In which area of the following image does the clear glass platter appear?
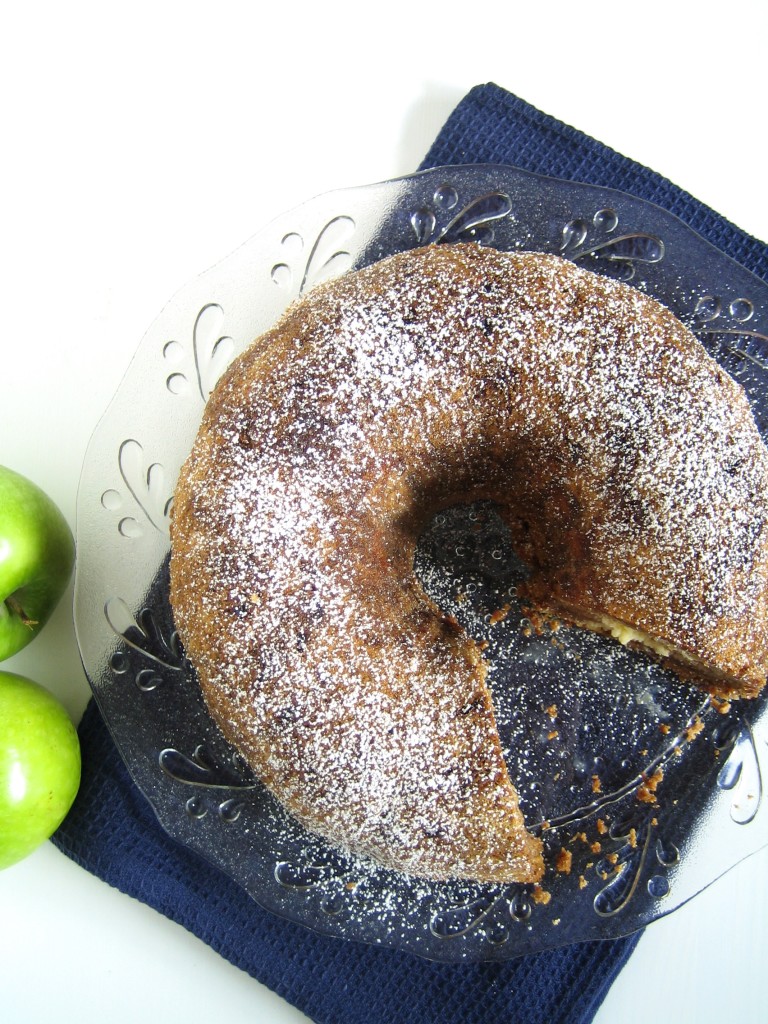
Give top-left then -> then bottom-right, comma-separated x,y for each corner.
74,164 -> 768,962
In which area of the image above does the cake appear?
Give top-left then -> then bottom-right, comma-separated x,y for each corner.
169,243 -> 768,883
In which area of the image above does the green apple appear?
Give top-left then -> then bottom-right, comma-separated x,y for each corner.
0,670 -> 81,869
0,465 -> 75,661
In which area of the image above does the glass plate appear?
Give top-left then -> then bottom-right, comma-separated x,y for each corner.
75,164 -> 768,962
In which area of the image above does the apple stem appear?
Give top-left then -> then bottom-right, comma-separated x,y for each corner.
4,596 -> 39,629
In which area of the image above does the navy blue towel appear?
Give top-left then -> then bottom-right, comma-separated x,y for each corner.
53,83 -> 767,1024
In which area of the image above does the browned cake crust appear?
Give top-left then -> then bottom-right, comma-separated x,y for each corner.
169,243 -> 768,883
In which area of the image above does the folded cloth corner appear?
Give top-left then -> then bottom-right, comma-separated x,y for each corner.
420,82 -> 767,281
53,81 -> 767,1024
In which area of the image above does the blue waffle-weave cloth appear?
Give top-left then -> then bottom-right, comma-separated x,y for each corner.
53,82 -> 768,1024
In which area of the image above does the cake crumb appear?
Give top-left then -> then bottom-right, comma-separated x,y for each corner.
555,848 -> 573,874
532,884 -> 551,905
489,604 -> 511,625
710,696 -> 732,715
685,716 -> 705,742
637,767 -> 664,804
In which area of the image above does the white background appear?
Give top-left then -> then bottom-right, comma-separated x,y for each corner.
2,2 -> 767,1021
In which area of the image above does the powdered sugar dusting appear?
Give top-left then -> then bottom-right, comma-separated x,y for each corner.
169,243 -> 768,883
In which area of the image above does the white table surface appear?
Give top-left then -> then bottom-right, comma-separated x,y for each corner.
2,2 -> 767,1021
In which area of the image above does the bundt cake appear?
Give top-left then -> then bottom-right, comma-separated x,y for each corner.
169,243 -> 768,883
